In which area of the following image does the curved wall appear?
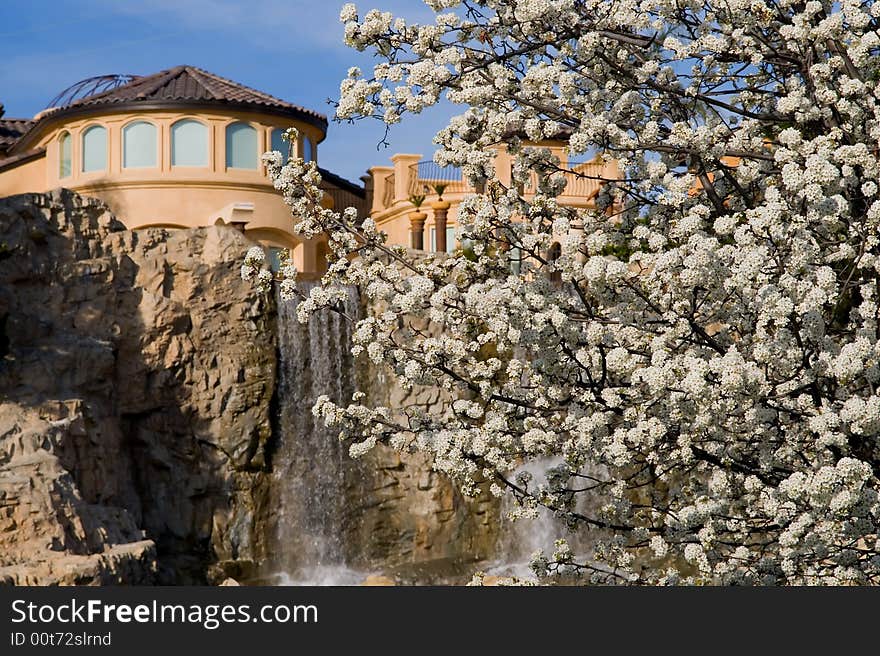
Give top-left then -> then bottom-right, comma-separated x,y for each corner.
3,107 -> 326,256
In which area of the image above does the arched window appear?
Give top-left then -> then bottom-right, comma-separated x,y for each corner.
302,134 -> 314,162
171,119 -> 208,167
225,122 -> 257,169
81,125 -> 107,173
548,242 -> 562,284
271,128 -> 291,163
123,121 -> 157,168
58,132 -> 71,178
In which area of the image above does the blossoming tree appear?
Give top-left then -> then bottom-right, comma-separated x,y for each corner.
244,0 -> 880,584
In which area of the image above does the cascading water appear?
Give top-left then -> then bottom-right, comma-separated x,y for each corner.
263,281 -> 602,585
266,282 -> 366,585
487,458 -> 569,579
488,458 -> 611,582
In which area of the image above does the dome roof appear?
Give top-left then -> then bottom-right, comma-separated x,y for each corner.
6,66 -> 327,155
52,66 -> 324,126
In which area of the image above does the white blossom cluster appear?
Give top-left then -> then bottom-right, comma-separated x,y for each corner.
248,0 -> 880,585
241,246 -> 274,294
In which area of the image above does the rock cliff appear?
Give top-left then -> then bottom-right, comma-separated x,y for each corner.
0,190 -> 275,584
0,190 -> 500,586
350,373 -> 500,574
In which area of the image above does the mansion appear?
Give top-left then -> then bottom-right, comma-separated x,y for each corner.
0,66 -> 614,275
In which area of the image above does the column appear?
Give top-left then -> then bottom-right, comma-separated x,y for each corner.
408,210 -> 427,250
431,200 -> 450,252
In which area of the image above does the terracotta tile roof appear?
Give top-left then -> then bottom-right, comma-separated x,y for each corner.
45,65 -> 327,127
318,167 -> 365,198
0,118 -> 36,152
3,66 -> 327,154
0,146 -> 45,172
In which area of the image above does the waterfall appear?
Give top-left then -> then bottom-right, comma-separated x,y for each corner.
266,281 -> 365,585
263,280 -> 603,585
488,458 -> 610,582
487,458 -> 568,579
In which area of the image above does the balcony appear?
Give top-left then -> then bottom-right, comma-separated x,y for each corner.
370,152 -> 613,216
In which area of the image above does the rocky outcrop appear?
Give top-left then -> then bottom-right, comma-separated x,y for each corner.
0,404 -> 157,585
0,190 -> 275,584
348,272 -> 501,573
0,189 -> 501,586
349,379 -> 499,571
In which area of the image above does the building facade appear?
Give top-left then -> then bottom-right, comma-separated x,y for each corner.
0,66 -> 615,275
366,144 -> 619,257
0,66 -> 367,275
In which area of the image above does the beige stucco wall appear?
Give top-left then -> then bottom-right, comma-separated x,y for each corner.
0,155 -> 45,197
0,106 -> 336,270
2,106 -> 617,269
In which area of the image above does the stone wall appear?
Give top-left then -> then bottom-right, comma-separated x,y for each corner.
0,190 -> 275,584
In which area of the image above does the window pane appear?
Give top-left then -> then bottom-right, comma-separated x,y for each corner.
226,122 -> 257,169
509,245 -> 522,275
81,125 -> 107,173
267,247 -> 285,272
430,227 -> 456,253
171,119 -> 208,167
548,242 -> 562,283
303,135 -> 313,162
123,121 -> 157,168
271,128 -> 290,163
59,132 -> 71,178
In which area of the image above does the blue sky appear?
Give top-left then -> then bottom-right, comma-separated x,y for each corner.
0,0 -> 457,183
